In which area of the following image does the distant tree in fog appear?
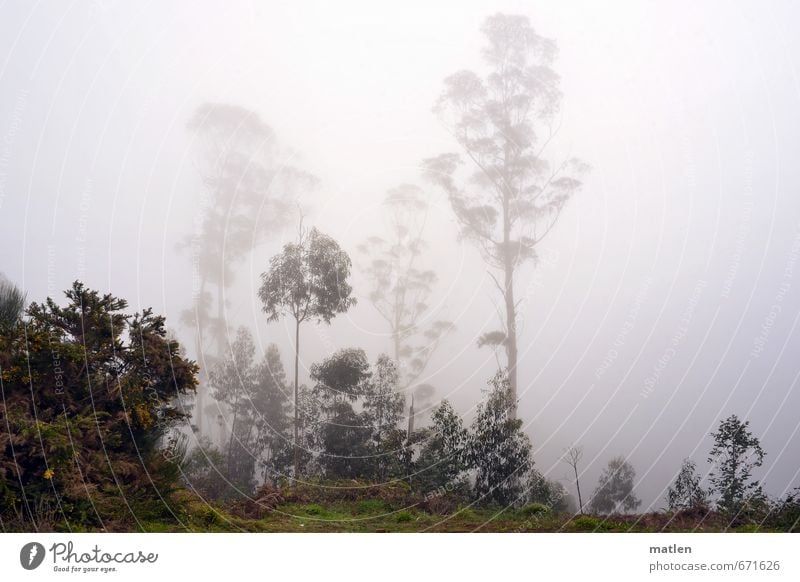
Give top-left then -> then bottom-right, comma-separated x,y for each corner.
362,355 -> 405,479
666,458 -> 708,511
424,14 -> 587,416
0,275 -> 25,331
708,415 -> 765,514
179,103 -> 315,432
525,469 -> 569,513
209,327 -> 292,491
258,227 -> 356,478
589,456 -> 641,514
209,327 -> 259,491
358,184 -> 454,422
562,445 -> 584,514
253,344 -> 293,483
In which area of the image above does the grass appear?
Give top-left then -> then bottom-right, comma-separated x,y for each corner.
11,484 -> 788,533
127,496 -> 785,533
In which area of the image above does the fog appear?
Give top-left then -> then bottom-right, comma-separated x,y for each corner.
2,0 -> 800,511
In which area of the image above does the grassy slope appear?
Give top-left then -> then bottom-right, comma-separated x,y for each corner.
134,492 -> 781,533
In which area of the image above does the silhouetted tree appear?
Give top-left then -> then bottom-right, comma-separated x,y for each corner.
708,415 -> 765,513
424,14 -> 587,415
589,456 -> 641,514
666,459 -> 708,511
258,227 -> 356,478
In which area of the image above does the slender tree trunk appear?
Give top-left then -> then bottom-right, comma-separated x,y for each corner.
504,249 -> 518,418
195,277 -> 207,434
394,331 -> 415,442
574,464 -> 584,514
500,157 -> 519,418
407,394 -> 415,440
216,281 -> 225,354
227,404 -> 238,482
377,396 -> 384,481
293,317 -> 300,481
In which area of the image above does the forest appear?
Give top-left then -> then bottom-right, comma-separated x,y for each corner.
1,11 -> 799,533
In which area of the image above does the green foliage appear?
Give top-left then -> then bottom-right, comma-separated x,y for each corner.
301,350 -> 406,481
666,459 -> 708,511
708,415 -> 765,514
258,227 -> 356,477
362,354 -> 405,481
253,344 -> 293,481
362,355 -> 404,443
318,401 -> 373,479
454,506 -> 479,520
0,282 -> 197,529
468,371 -> 532,507
589,456 -> 641,514
181,439 -> 230,500
307,349 -> 371,479
209,328 -> 259,493
525,469 -> 569,513
0,277 -> 25,332
301,504 -> 326,516
569,515 -> 612,532
415,400 -> 469,495
208,327 -> 292,494
259,228 -> 356,326
311,348 -> 370,407
767,487 -> 800,532
519,503 -> 550,518
356,499 -> 387,514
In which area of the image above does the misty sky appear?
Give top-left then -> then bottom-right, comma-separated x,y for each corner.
2,0 -> 800,510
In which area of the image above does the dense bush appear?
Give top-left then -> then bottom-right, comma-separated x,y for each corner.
525,469 -> 570,513
0,282 -> 197,530
767,487 -> 800,532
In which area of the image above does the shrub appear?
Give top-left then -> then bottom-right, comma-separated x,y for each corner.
0,282 -> 197,529
519,503 -> 550,518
